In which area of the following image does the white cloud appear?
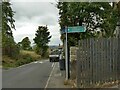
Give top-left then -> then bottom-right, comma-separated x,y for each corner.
13,34 -> 35,43
11,1 -> 62,46
13,23 -> 37,35
10,0 -> 58,2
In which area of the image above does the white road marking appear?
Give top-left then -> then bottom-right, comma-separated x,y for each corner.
39,61 -> 43,64
58,64 -> 60,68
34,61 -> 43,64
51,63 -> 55,67
34,61 -> 43,63
34,61 -> 38,63
44,63 -> 56,89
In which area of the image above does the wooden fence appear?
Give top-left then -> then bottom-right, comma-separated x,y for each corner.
77,38 -> 119,88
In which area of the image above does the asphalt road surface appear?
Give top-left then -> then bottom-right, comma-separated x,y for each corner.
2,60 -> 53,88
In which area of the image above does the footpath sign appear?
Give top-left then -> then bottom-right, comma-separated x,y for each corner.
61,26 -> 86,34
67,26 -> 86,33
64,26 -> 86,80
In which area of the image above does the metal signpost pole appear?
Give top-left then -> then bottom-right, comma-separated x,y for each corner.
64,26 -> 86,80
65,26 -> 68,80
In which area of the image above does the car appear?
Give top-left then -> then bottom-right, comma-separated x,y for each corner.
49,50 -> 60,62
49,54 -> 59,62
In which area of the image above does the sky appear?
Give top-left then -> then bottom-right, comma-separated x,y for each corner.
11,0 -> 62,46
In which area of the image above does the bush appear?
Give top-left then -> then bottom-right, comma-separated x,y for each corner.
2,56 -> 17,68
15,55 -> 33,66
2,40 -> 20,59
20,50 -> 41,60
3,50 -> 41,68
34,45 -> 49,58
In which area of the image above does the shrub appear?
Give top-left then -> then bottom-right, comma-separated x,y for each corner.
2,42 -> 20,59
15,54 -> 33,66
3,50 -> 41,68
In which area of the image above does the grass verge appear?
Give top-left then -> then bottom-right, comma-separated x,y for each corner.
2,50 -> 41,69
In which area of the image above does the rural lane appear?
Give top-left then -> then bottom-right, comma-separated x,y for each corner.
2,60 -> 54,88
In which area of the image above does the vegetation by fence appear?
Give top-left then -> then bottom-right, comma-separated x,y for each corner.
77,38 -> 119,88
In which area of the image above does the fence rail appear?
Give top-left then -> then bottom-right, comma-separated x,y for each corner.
77,38 -> 119,88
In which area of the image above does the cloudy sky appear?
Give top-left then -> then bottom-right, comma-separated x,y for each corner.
11,0 -> 62,46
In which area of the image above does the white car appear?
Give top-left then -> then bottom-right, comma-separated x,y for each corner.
49,50 -> 60,62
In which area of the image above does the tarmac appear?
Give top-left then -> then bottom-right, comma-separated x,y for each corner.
1,61 -> 119,89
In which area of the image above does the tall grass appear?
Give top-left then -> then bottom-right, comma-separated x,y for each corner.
20,50 -> 41,60
2,50 -> 41,68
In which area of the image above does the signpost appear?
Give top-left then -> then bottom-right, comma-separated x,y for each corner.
67,26 -> 86,33
64,26 -> 86,80
65,27 -> 68,80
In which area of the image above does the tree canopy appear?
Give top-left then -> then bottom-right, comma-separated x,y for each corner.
117,1 -> 120,18
2,2 -> 19,58
57,2 -> 119,46
19,37 -> 31,50
2,2 -> 15,38
33,26 -> 51,57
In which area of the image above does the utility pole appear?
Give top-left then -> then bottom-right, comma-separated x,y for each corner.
65,26 -> 69,80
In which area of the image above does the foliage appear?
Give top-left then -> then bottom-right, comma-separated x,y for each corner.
20,50 -> 41,60
2,2 -> 20,58
0,3 -> 2,31
2,41 -> 20,58
3,50 -> 41,68
57,2 -> 119,46
15,54 -> 33,66
19,37 -> 32,50
2,56 -> 17,68
33,26 -> 51,57
117,1 -> 120,20
16,50 -> 40,66
117,2 -> 120,18
2,2 -> 15,37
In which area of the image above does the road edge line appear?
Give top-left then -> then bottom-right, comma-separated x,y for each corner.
44,62 -> 56,89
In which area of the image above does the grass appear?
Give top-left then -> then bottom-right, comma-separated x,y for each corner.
2,50 -> 41,69
20,50 -> 41,60
2,56 -> 17,69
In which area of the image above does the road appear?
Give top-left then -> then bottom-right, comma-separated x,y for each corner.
2,60 -> 54,88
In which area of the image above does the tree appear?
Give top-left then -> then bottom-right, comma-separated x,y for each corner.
116,1 -> 120,37
2,2 -> 19,58
21,37 -> 31,50
33,26 -> 51,57
118,1 -> 120,15
2,2 -> 15,38
57,2 -> 119,46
